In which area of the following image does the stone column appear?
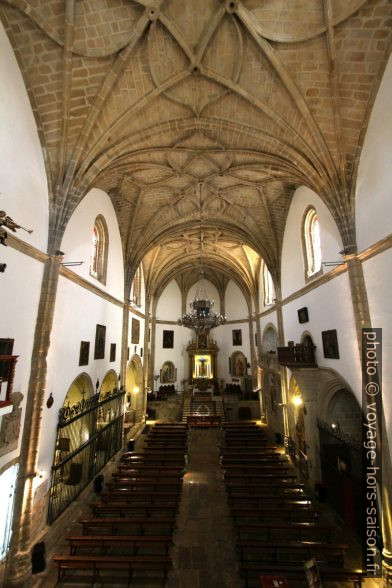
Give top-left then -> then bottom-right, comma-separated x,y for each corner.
344,253 -> 371,357
247,316 -> 257,388
120,301 -> 130,390
275,286 -> 289,437
149,309 -> 157,392
4,255 -> 62,587
142,295 -> 151,418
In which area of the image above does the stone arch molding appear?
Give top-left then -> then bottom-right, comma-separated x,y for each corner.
289,366 -> 356,417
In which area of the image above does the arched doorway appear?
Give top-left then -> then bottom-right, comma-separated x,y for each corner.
287,377 -> 306,466
100,369 -> 118,397
126,354 -> 144,422
318,388 -> 362,535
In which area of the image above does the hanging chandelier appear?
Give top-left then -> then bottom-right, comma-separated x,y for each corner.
177,183 -> 226,334
178,269 -> 226,333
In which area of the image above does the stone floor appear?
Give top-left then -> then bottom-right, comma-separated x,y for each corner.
32,424 -> 383,587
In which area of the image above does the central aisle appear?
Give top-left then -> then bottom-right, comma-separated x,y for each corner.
168,429 -> 240,588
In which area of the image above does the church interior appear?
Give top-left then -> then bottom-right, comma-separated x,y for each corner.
0,0 -> 391,586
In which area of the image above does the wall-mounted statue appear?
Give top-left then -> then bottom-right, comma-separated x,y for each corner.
0,210 -> 33,246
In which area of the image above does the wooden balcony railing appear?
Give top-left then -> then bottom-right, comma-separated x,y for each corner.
277,345 -> 317,368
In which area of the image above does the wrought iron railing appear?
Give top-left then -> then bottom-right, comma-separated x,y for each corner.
48,390 -> 125,524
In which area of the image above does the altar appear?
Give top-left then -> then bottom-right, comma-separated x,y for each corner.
186,334 -> 219,387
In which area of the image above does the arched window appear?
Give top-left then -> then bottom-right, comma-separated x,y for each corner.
90,216 -> 108,284
263,262 -> 275,306
303,207 -> 322,279
131,265 -> 142,307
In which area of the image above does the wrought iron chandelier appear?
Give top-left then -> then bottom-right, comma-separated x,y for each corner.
177,183 -> 226,334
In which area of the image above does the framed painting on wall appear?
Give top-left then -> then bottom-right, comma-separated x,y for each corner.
298,307 -> 309,324
232,329 -> 242,346
110,343 -> 116,362
163,330 -> 174,349
131,318 -> 140,344
94,325 -> 106,359
79,341 -> 90,366
322,329 -> 339,359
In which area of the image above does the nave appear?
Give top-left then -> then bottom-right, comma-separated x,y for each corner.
35,421 -> 374,588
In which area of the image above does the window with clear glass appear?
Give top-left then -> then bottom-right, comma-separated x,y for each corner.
303,207 -> 322,278
0,463 -> 18,560
263,263 -> 275,306
89,216 -> 108,284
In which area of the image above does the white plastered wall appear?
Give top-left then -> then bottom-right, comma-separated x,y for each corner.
356,55 -> 392,448
280,186 -> 360,399
40,190 -> 125,478
0,23 -> 49,472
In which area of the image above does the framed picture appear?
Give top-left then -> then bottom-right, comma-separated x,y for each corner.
298,307 -> 309,324
229,357 -> 232,375
94,324 -> 106,360
79,341 -> 90,366
131,318 -> 140,344
127,347 -> 130,360
110,343 -> 116,362
232,329 -> 242,346
255,333 -> 258,347
140,347 -> 143,358
163,330 -> 174,349
322,329 -> 339,359
197,334 -> 207,349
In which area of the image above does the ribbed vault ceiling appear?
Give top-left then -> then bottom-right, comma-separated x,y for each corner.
1,0 -> 390,298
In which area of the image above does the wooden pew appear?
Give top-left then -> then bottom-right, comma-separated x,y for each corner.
53,554 -> 172,583
117,465 -> 185,475
80,518 -> 175,536
227,493 -> 312,507
240,563 -> 365,588
224,472 -> 298,485
226,481 -> 305,494
231,505 -> 320,524
237,540 -> 347,564
99,490 -> 180,505
235,522 -> 334,542
66,534 -> 172,555
108,480 -> 182,492
91,503 -> 178,518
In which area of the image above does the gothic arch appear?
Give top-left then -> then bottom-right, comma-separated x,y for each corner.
126,354 -> 144,419
63,373 -> 94,407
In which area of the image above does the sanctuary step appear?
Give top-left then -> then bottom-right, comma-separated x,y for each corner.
181,389 -> 224,424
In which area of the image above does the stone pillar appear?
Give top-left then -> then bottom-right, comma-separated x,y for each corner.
142,295 -> 151,418
275,286 -> 289,437
4,255 -> 62,587
247,315 -> 257,388
149,312 -> 157,392
344,254 -> 371,358
120,301 -> 130,390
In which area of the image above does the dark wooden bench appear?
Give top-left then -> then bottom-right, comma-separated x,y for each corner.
231,505 -> 320,524
91,504 -> 178,518
66,534 -> 173,555
80,518 -> 175,536
108,479 -> 182,491
53,554 -> 172,583
228,493 -> 312,507
237,540 -> 347,564
117,465 -> 185,474
112,472 -> 182,482
99,490 -> 180,504
226,481 -> 305,494
224,472 -> 298,484
223,463 -> 292,473
123,451 -> 186,459
240,563 -> 366,588
235,522 -> 334,542
121,455 -> 185,465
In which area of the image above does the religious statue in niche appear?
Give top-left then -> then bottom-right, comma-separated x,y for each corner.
160,361 -> 176,383
0,392 -> 24,457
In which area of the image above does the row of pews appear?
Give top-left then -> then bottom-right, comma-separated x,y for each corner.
220,422 -> 365,587
53,422 -> 188,586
